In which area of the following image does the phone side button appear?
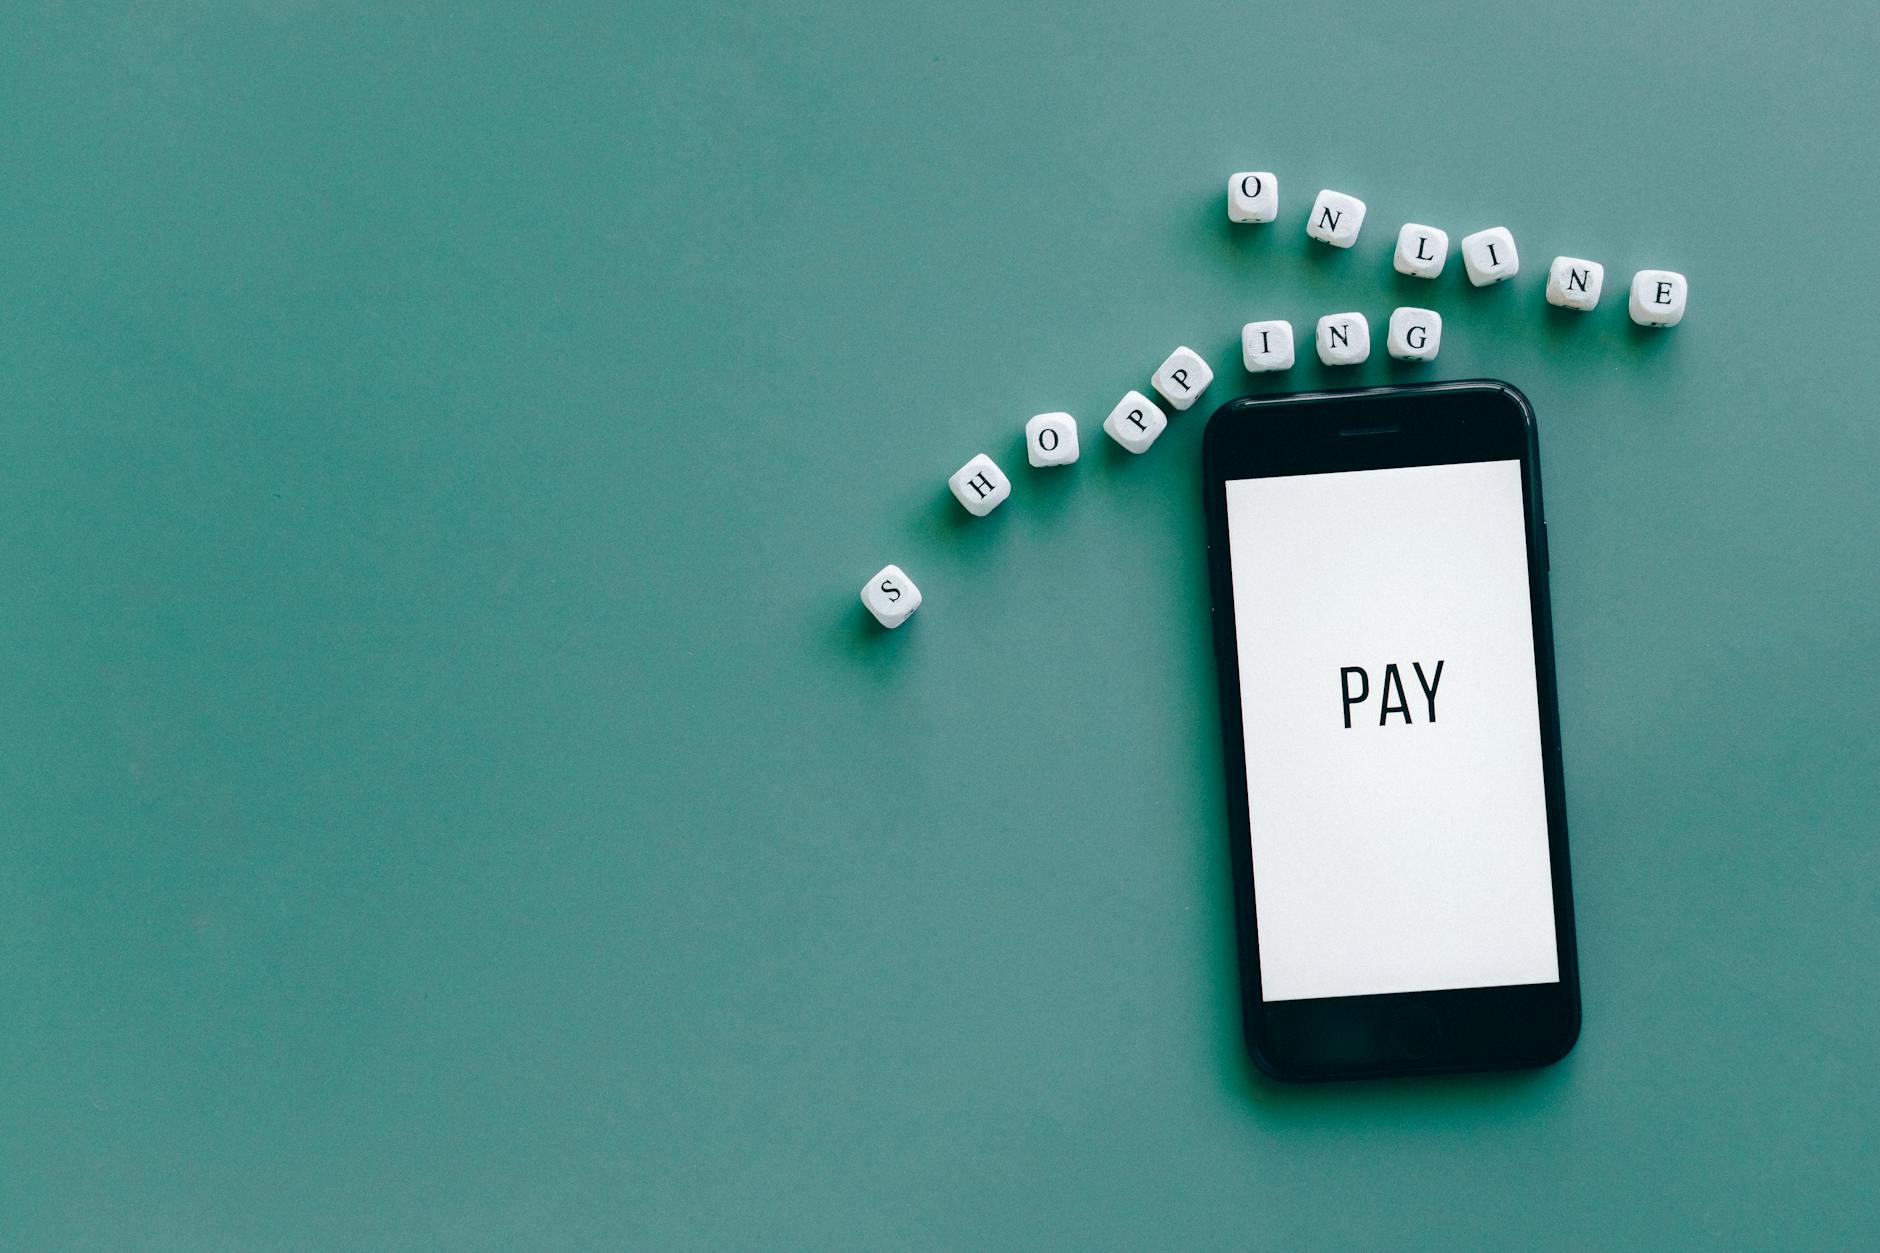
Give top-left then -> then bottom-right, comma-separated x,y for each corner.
1543,522 -> 1551,570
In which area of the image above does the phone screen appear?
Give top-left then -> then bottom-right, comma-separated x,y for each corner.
1222,458 -> 1559,1003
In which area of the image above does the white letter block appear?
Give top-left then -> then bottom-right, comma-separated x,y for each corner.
1546,257 -> 1605,310
948,453 -> 1010,516
1242,320 -> 1295,372
1315,312 -> 1370,366
1461,227 -> 1519,286
1151,346 -> 1213,411
1394,224 -> 1449,278
1387,307 -> 1442,361
1629,269 -> 1688,326
1227,171 -> 1277,223
1025,412 -> 1079,467
1306,189 -> 1366,247
1103,390 -> 1167,454
861,563 -> 921,629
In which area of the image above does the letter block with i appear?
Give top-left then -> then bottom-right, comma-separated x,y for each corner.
1241,320 -> 1295,372
948,453 -> 1011,516
1461,227 -> 1519,286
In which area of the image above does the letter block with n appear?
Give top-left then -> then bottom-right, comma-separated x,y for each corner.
1546,256 -> 1605,311
1306,189 -> 1366,248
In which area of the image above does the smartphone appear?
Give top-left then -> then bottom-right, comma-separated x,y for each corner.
1200,380 -> 1580,1082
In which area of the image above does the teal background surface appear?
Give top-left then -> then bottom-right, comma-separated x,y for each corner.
2,2 -> 1877,1247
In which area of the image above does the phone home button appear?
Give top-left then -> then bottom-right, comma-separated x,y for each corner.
1387,1005 -> 1443,1060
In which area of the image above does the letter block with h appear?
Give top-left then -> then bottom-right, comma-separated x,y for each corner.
948,453 -> 1012,517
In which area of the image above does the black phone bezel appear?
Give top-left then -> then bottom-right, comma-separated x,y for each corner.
1200,379 -> 1581,1083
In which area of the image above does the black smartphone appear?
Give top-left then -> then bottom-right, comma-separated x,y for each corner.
1200,380 -> 1580,1082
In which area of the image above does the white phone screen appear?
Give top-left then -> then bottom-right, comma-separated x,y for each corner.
1223,459 -> 1559,1003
